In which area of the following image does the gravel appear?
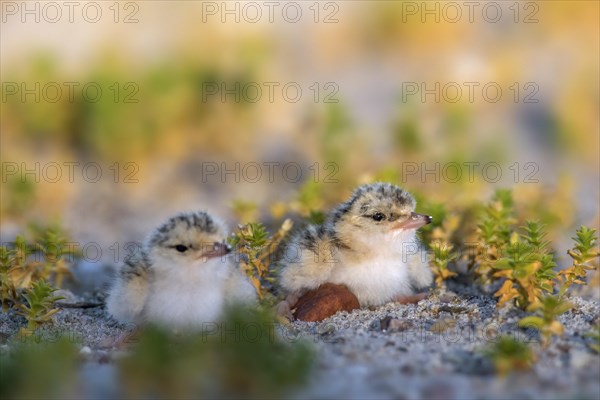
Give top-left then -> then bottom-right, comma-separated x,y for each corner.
1,281 -> 599,399
282,285 -> 600,399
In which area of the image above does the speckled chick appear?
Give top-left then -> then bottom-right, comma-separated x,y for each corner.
280,182 -> 433,308
106,211 -> 256,328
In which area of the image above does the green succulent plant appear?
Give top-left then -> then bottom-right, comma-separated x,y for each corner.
15,280 -> 65,331
229,220 -> 293,304
559,226 -> 599,295
492,221 -> 557,311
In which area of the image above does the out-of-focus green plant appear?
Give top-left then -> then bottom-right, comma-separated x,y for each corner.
306,210 -> 326,226
474,189 -> 516,284
121,307 -> 314,398
269,201 -> 288,220
1,245 -> 20,311
231,199 -> 259,225
559,226 -> 599,296
269,193 -> 326,225
294,180 -> 325,223
229,220 -> 293,305
414,197 -> 449,246
492,239 -> 538,309
0,338 -> 80,400
2,236 -> 32,291
2,308 -> 314,399
370,167 -> 401,186
0,176 -> 36,219
430,240 -> 457,289
492,222 -> 557,311
1,224 -> 77,334
30,224 -> 78,288
427,209 -> 459,288
585,325 -> 600,353
393,116 -> 422,155
321,102 -> 354,164
0,308 -> 314,399
3,225 -> 78,291
520,221 -> 558,295
483,336 -> 535,376
518,295 -> 572,347
15,280 -> 64,331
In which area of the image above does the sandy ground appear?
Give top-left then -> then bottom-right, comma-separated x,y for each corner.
1,280 -> 599,400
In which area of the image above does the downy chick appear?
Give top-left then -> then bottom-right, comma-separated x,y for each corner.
106,211 -> 256,328
280,182 -> 433,308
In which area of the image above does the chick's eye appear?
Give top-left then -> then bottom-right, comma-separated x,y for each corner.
372,212 -> 385,222
174,245 -> 188,253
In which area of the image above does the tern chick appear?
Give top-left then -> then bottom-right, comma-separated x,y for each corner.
106,211 -> 256,328
280,182 -> 433,308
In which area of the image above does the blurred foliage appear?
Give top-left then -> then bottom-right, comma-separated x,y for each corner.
1,176 -> 36,217
1,55 -> 260,161
393,115 -> 422,154
261,179 -> 329,225
121,307 -> 313,398
427,207 -> 460,288
413,198 -> 450,245
1,1 -> 598,227
231,199 -> 259,225
229,220 -> 293,305
1,307 -> 314,399
430,240 -> 458,289
295,180 -> 326,221
474,189 -> 517,285
518,295 -> 572,347
586,325 -> 600,353
319,102 -> 356,165
483,336 -> 536,376
0,338 -> 81,399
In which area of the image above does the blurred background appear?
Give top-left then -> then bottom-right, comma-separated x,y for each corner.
1,1 -> 598,268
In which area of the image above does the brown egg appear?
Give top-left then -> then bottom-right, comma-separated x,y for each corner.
294,283 -> 360,322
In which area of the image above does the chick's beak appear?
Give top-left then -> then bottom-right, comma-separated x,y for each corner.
202,242 -> 232,259
392,212 -> 433,230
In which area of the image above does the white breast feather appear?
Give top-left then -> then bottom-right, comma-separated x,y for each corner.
144,258 -> 230,328
329,230 -> 418,307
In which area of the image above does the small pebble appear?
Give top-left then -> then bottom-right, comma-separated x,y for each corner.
388,319 -> 412,332
430,318 -> 457,333
439,291 -> 458,303
317,323 -> 336,336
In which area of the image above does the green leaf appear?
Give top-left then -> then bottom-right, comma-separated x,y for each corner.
493,259 -> 513,270
518,316 -> 544,329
